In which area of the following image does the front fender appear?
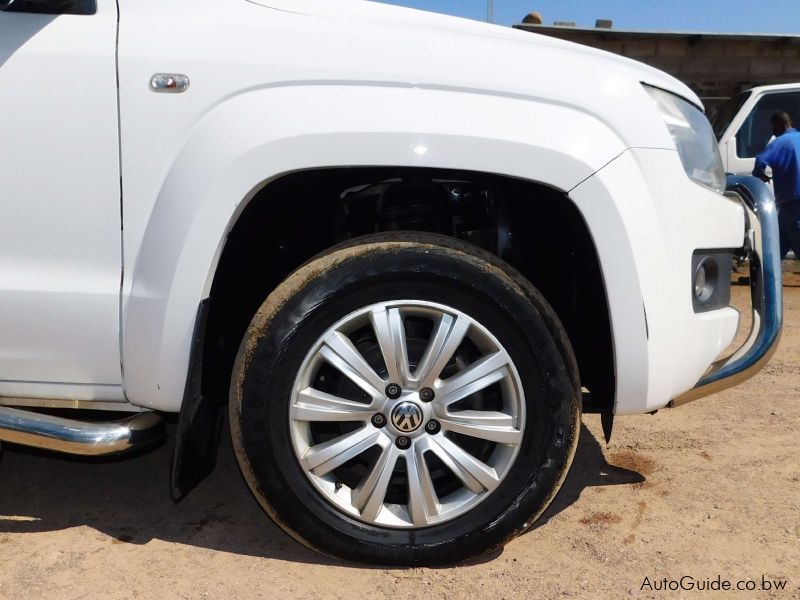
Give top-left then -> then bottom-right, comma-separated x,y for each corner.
122,84 -> 627,410
571,148 -> 746,416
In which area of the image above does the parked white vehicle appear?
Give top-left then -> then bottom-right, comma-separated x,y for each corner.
714,83 -> 800,175
0,0 -> 783,565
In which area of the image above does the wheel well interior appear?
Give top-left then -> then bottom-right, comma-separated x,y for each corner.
203,167 -> 615,413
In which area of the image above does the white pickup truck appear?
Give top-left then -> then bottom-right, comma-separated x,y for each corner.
0,0 -> 783,565
714,83 -> 800,175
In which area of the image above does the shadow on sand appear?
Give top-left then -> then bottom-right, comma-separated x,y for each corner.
0,421 -> 643,567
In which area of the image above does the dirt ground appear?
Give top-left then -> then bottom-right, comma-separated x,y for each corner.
0,286 -> 798,600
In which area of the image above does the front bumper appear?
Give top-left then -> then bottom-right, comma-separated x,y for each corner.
670,175 -> 783,406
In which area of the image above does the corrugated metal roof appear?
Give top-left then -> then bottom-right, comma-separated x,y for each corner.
514,23 -> 800,43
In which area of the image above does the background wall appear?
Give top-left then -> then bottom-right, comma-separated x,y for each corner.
516,24 -> 800,113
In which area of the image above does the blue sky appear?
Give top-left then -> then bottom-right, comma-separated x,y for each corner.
376,0 -> 800,34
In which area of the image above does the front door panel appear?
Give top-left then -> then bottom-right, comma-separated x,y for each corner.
0,1 -> 122,394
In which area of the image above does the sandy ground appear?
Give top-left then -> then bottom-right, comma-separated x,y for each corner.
0,286 -> 798,600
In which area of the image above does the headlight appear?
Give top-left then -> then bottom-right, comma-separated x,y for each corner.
644,85 -> 726,194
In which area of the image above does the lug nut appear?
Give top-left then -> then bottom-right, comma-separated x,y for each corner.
371,413 -> 387,428
419,387 -> 435,402
425,420 -> 441,435
395,436 -> 411,449
385,383 -> 402,399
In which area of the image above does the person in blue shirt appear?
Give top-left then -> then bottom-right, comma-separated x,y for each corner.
753,111 -> 800,258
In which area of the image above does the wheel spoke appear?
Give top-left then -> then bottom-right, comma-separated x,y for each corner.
293,388 -> 378,422
320,331 -> 386,399
414,313 -> 471,387
406,445 -> 439,525
440,411 -> 523,444
369,306 -> 411,386
352,442 -> 399,522
302,427 -> 384,477
428,436 -> 500,493
436,350 -> 510,408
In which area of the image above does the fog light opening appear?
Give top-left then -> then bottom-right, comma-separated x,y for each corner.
694,257 -> 718,303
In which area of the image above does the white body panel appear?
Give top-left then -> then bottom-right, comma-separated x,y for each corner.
0,4 -> 122,398
120,85 -> 627,410
115,0 -> 702,411
1,0 -> 747,415
571,149 -> 742,414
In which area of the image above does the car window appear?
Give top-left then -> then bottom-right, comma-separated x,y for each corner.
736,91 -> 800,158
711,92 -> 750,141
1,0 -> 95,15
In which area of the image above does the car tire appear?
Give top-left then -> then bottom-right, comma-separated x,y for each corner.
230,232 -> 580,566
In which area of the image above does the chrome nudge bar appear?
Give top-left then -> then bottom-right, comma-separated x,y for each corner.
671,175 -> 783,406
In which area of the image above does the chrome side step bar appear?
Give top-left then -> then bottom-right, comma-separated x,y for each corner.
0,406 -> 165,456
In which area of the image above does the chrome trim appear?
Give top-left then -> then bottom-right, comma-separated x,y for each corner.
0,407 -> 165,455
671,175 -> 783,406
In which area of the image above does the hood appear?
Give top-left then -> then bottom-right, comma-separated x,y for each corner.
246,0 -> 700,108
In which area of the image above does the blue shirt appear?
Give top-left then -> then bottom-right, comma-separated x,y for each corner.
753,128 -> 800,207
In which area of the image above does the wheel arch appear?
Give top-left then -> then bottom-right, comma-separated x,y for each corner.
122,81 -> 626,414
162,162 -> 624,498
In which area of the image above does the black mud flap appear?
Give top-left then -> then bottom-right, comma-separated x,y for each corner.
600,410 -> 614,444
170,299 -> 225,501
582,390 -> 614,443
